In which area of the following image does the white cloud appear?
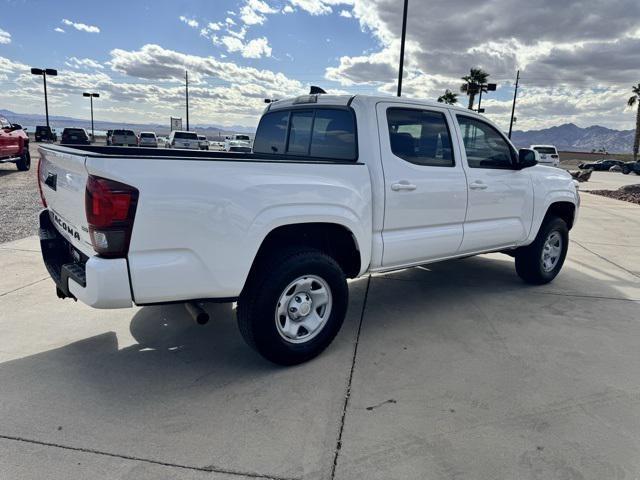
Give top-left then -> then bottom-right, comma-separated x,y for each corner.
287,0 -> 353,16
178,16 -> 199,28
339,9 -> 352,18
208,22 -> 222,31
222,36 -> 272,58
282,5 -> 294,13
54,27 -> 65,33
109,44 -> 300,93
240,0 -> 278,25
61,18 -> 100,33
0,56 -> 28,74
0,28 -> 11,44
65,57 -> 104,70
225,17 -> 236,26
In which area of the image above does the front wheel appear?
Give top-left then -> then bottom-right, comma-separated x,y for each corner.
16,149 -> 30,171
237,248 -> 348,365
515,217 -> 568,285
622,166 -> 630,175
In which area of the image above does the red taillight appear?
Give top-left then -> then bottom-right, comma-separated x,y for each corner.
37,157 -> 47,208
85,175 -> 138,258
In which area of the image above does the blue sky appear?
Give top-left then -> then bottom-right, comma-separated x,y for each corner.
1,0 -> 638,130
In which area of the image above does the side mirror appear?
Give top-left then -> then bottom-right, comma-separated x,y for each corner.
518,148 -> 538,169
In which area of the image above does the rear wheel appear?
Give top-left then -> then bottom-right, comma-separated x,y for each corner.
16,149 -> 30,171
515,216 -> 568,285
237,248 -> 348,365
622,165 -> 630,175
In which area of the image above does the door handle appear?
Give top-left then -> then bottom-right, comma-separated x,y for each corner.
391,182 -> 417,192
469,181 -> 488,190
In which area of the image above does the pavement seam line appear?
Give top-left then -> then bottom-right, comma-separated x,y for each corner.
0,277 -> 49,297
372,276 -> 640,302
0,434 -> 298,480
572,239 -> 640,279
330,274 -> 371,480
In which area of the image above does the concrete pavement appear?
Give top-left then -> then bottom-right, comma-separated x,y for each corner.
1,192 -> 639,479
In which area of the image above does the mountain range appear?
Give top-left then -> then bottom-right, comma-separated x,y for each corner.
0,109 -> 635,153
511,123 -> 635,153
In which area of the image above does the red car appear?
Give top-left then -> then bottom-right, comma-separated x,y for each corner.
0,115 -> 30,171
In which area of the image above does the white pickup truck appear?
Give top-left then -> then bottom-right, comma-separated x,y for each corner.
37,94 -> 579,364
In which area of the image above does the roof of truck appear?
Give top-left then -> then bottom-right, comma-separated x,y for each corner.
267,94 -> 471,113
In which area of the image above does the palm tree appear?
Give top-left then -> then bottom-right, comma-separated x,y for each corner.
437,89 -> 458,105
628,83 -> 640,162
461,68 -> 489,110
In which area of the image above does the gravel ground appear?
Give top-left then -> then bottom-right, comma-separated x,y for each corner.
589,184 -> 640,204
0,143 -> 42,243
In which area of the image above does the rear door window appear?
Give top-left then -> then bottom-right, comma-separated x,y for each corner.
386,108 -> 454,167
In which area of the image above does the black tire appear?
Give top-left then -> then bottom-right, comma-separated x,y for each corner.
622,166 -> 630,175
515,216 -> 568,285
237,248 -> 348,365
16,149 -> 30,171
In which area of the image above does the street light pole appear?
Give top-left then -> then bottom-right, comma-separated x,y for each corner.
30,68 -> 58,128
397,0 -> 409,97
508,70 -> 520,139
83,92 -> 99,140
185,70 -> 190,131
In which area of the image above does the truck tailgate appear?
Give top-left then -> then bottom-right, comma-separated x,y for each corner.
38,147 -> 93,256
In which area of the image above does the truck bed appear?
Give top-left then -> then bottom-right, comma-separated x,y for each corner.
45,144 -> 361,165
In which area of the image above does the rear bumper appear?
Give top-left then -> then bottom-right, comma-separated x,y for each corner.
39,210 -> 133,309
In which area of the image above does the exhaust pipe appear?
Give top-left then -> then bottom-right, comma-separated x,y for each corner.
185,302 -> 210,325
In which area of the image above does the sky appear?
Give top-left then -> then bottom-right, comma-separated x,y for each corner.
0,0 -> 639,131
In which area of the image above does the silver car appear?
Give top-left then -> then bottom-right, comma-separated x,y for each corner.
139,132 -> 158,148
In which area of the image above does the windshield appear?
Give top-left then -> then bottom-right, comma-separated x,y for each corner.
140,133 -> 155,138
235,135 -> 250,141
174,132 -> 198,140
114,130 -> 135,136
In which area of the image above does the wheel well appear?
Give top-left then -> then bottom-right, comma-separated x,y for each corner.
250,223 -> 361,279
546,201 -> 575,230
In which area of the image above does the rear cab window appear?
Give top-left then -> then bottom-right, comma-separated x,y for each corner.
174,132 -> 198,140
253,107 -> 357,161
533,147 -> 557,155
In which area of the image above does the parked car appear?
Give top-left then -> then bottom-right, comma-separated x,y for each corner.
0,116 -> 30,170
167,130 -> 200,149
226,140 -> 252,153
60,128 -> 90,145
622,162 -> 640,175
37,94 -> 580,365
106,129 -> 114,146
35,125 -> 57,142
530,145 -> 559,167
224,134 -> 251,152
578,159 -> 625,171
198,135 -> 209,150
111,129 -> 138,147
209,141 -> 225,151
157,136 -> 168,146
138,131 -> 158,148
